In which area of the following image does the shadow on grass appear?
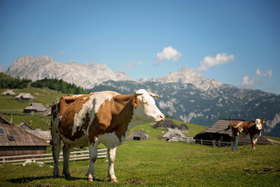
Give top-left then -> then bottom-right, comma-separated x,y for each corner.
8,176 -> 109,184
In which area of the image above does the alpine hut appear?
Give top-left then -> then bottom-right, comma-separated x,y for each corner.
24,103 -> 48,113
1,89 -> 16,96
0,115 -> 49,158
194,118 -> 272,146
125,130 -> 150,141
153,120 -> 179,129
15,93 -> 35,101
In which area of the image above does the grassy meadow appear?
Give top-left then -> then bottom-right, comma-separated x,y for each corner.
0,87 -> 280,186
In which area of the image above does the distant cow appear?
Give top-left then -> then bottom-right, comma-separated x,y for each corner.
51,89 -> 164,182
231,119 -> 266,151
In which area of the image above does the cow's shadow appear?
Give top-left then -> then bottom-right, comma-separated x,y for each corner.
8,176 -> 108,184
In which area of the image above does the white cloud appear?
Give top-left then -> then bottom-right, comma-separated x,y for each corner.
154,46 -> 182,64
197,53 -> 235,72
124,61 -> 144,69
241,75 -> 256,87
241,68 -> 272,88
57,51 -> 65,55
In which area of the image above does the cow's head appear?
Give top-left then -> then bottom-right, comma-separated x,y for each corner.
252,119 -> 266,130
132,89 -> 164,123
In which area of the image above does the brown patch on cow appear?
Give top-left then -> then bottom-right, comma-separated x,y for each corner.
88,94 -> 137,145
57,93 -> 94,141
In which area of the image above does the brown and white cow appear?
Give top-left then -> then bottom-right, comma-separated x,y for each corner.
51,89 -> 164,182
231,119 -> 266,151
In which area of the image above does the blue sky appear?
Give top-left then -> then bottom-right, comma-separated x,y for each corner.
0,0 -> 279,94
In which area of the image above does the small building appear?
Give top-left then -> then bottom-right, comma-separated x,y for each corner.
179,124 -> 189,132
17,121 -> 33,130
126,130 -> 150,141
44,108 -> 52,116
0,115 -> 49,158
24,103 -> 48,113
194,118 -> 272,146
15,93 -> 35,100
162,128 -> 188,142
1,89 -> 16,96
26,129 -> 52,143
153,120 -> 179,129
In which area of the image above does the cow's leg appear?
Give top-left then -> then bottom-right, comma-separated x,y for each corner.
251,133 -> 261,149
108,147 -> 118,183
87,143 -> 98,181
51,126 -> 61,178
62,143 -> 71,179
231,136 -> 236,152
235,136 -> 239,151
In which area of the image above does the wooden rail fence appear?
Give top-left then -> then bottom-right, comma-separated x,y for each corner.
0,148 -> 107,166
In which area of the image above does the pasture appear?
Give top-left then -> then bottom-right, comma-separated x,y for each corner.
1,138 -> 279,186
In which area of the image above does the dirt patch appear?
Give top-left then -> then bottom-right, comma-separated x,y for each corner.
122,178 -> 147,184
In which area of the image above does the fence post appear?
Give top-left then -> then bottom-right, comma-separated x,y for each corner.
218,140 -> 221,148
200,139 -> 203,145
212,140 -> 215,148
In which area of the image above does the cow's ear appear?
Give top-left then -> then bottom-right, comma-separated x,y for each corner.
148,92 -> 160,98
252,120 -> 255,123
132,96 -> 140,108
261,119 -> 266,124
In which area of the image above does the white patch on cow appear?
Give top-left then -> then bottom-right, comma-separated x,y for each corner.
96,132 -> 123,149
133,89 -> 164,123
72,91 -> 119,136
255,119 -> 262,130
233,122 -> 243,128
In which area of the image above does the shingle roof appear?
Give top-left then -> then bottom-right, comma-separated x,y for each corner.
15,93 -> 35,100
0,115 -> 49,147
24,103 -> 47,112
1,89 -> 16,96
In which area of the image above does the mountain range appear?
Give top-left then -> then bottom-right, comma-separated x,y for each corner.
4,56 -> 280,137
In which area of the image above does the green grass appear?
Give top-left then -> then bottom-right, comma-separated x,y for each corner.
1,141 -> 279,186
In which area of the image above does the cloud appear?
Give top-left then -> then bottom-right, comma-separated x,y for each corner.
241,68 -> 272,88
124,61 -> 144,69
256,68 -> 273,78
154,46 -> 182,64
197,53 -> 235,72
57,51 -> 65,55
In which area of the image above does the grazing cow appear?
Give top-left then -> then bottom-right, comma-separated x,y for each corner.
231,119 -> 266,151
51,89 -> 164,182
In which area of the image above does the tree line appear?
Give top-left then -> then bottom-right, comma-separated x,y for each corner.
0,73 -> 87,94
0,73 -> 31,89
31,78 -> 87,94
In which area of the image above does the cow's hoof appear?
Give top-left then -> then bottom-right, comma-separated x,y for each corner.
111,178 -> 118,183
88,177 -> 95,182
64,174 -> 71,180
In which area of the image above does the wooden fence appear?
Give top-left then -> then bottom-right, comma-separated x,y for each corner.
194,139 -> 231,147
169,136 -> 194,143
0,148 -> 107,166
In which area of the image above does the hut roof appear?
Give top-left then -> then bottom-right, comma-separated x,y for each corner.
1,89 -> 16,96
24,103 -> 48,112
26,129 -> 51,142
17,121 -> 33,130
179,124 -> 188,131
0,115 -> 49,147
44,108 -> 52,116
153,120 -> 179,129
125,130 -> 150,140
15,93 -> 35,100
162,128 -> 187,139
194,119 -> 272,145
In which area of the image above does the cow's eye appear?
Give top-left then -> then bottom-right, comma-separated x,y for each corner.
143,102 -> 149,105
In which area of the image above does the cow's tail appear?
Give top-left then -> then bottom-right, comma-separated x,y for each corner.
233,122 -> 243,129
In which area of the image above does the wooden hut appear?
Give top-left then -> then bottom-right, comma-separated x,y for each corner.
179,124 -> 189,132
125,130 -> 150,141
153,120 -> 179,129
162,128 -> 187,141
17,121 -> 33,130
15,93 -> 35,101
194,118 -> 272,146
0,115 -> 49,158
24,103 -> 47,113
1,89 -> 16,96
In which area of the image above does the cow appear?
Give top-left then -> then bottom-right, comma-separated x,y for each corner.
51,89 -> 164,182
231,119 -> 266,152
